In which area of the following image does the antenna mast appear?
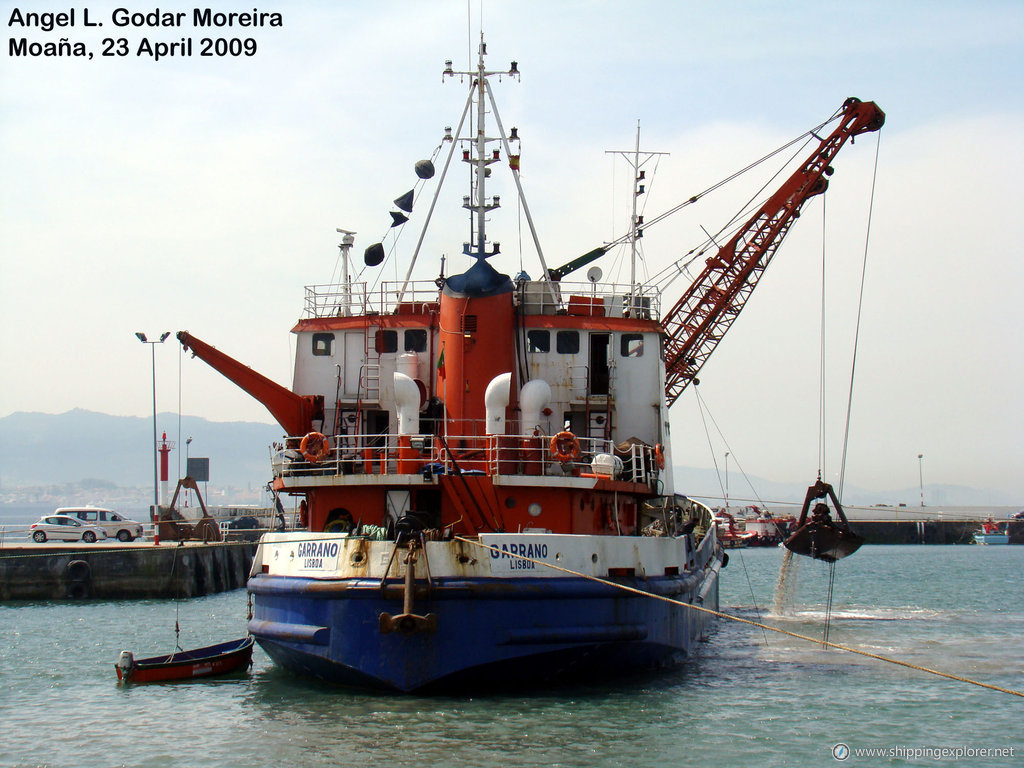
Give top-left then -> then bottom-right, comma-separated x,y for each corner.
335,228 -> 355,315
606,123 -> 668,290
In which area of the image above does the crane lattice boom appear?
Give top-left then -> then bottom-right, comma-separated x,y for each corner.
662,97 -> 885,405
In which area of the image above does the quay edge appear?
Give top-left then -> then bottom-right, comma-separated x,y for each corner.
0,541 -> 256,600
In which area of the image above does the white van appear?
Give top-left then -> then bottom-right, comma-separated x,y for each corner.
56,506 -> 144,542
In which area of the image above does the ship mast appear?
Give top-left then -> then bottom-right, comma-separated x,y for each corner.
461,36 -> 502,262
606,124 -> 668,293
397,36 -> 554,306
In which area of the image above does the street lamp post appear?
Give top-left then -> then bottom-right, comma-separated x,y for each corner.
136,331 -> 170,544
918,453 -> 925,507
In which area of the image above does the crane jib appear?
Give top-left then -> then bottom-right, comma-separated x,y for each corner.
661,98 -> 884,405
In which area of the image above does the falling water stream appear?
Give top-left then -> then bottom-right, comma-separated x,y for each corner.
771,547 -> 800,616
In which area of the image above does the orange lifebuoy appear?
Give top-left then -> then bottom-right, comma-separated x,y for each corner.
549,431 -> 581,463
654,443 -> 666,470
299,431 -> 331,463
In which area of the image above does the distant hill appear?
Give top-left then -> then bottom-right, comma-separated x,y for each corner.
0,409 -> 283,489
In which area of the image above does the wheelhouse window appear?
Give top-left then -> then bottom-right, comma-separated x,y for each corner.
621,333 -> 644,358
527,330 -> 550,353
556,331 -> 580,354
375,330 -> 398,354
312,332 -> 335,357
404,329 -> 427,353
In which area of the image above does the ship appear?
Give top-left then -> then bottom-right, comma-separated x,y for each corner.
974,518 -> 1009,545
177,40 -> 883,691
714,506 -> 796,548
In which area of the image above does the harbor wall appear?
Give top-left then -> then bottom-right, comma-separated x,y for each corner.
852,519 -> 1024,545
0,542 -> 256,601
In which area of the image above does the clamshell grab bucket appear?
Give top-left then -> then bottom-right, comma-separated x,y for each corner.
783,479 -> 863,562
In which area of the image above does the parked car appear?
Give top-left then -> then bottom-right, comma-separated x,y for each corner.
29,515 -> 109,543
55,506 -> 144,542
1008,510 -> 1024,520
219,515 -> 263,542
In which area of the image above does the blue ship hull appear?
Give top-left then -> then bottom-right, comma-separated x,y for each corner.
248,570 -> 720,692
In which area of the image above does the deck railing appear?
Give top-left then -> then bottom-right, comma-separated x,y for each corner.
302,280 -> 663,320
303,281 -> 441,319
273,429 -> 661,486
517,280 -> 662,320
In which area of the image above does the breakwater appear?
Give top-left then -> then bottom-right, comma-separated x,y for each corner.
0,541 -> 256,600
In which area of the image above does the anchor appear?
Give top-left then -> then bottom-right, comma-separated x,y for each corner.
783,479 -> 864,562
379,527 -> 437,636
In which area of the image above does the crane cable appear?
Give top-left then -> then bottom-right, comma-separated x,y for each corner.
815,129 -> 883,648
819,183 -> 837,647
838,130 -> 883,501
454,535 -> 1024,699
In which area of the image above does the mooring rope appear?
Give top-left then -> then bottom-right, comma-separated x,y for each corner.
454,535 -> 1024,699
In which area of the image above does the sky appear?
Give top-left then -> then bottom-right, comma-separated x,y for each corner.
2,0 -> 1022,501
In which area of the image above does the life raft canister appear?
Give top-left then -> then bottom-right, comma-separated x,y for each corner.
300,431 -> 331,463
549,431 -> 581,463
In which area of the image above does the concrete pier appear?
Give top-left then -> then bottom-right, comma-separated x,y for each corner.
762,505 -> 1024,545
838,519 -> 1022,545
853,520 -> 977,545
0,541 -> 256,600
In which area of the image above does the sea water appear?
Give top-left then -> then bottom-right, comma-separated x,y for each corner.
0,542 -> 1021,768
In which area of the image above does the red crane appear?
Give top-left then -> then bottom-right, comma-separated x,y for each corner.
176,331 -> 321,436
662,97 -> 885,405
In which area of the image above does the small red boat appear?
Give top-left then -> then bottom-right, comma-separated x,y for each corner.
115,636 -> 254,683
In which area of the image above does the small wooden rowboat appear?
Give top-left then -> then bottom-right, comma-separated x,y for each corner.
115,636 -> 254,683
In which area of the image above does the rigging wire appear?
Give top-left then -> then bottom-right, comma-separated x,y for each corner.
517,186 -> 524,275
691,385 -> 772,512
696,385 -> 729,505
641,101 -> 857,300
692,385 -> 768,646
645,117 -> 838,293
359,140 -> 447,295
